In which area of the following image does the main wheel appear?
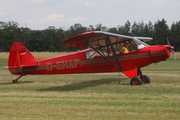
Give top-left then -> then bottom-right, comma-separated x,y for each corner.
141,75 -> 150,84
130,76 -> 142,86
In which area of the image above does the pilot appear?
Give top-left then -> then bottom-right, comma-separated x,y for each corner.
120,42 -> 129,54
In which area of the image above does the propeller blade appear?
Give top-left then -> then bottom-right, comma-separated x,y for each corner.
167,37 -> 176,60
172,50 -> 176,60
167,37 -> 170,46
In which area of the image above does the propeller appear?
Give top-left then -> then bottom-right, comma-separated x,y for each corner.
167,37 -> 176,60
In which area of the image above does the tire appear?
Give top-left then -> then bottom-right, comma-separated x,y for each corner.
12,79 -> 18,83
141,75 -> 150,84
130,76 -> 142,86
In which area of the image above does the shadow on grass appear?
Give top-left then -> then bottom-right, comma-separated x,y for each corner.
0,81 -> 34,85
38,78 -> 129,92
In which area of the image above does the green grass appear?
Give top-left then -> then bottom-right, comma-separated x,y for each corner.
0,52 -> 180,120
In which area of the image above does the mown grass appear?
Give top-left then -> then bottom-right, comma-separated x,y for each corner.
0,52 -> 180,120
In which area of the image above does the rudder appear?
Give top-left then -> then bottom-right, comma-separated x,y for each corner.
8,42 -> 38,75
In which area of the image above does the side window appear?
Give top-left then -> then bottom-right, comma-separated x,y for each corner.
86,49 -> 97,59
86,49 -> 91,59
128,42 -> 137,52
119,40 -> 137,54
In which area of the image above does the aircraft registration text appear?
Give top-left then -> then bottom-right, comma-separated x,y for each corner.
46,59 -> 80,71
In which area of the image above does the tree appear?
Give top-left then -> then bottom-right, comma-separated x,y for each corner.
131,21 -> 139,36
95,23 -> 107,31
0,20 -> 180,52
131,21 -> 146,36
154,19 -> 170,45
87,25 -> 95,31
170,21 -> 180,51
0,21 -> 20,51
124,20 -> 131,35
67,23 -> 87,36
26,30 -> 44,51
117,20 -> 131,35
144,21 -> 154,37
56,27 -> 66,51
108,27 -> 118,33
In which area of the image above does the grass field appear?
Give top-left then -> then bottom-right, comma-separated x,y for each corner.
0,52 -> 180,120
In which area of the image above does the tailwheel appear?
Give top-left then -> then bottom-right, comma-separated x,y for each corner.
12,75 -> 24,83
141,75 -> 150,84
12,79 -> 18,83
130,76 -> 142,86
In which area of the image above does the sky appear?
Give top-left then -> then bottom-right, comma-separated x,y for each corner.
0,0 -> 179,30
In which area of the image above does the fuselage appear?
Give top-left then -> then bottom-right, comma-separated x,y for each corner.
9,45 -> 171,78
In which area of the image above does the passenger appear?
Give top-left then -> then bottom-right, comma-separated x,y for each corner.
105,46 -> 113,57
120,42 -> 129,54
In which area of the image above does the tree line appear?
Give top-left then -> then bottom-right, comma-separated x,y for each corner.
0,18 -> 180,52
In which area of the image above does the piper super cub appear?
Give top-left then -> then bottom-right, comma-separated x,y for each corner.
8,31 -> 174,85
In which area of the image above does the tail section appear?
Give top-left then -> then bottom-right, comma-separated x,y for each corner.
8,42 -> 38,75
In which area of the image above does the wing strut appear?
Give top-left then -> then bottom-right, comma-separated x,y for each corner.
106,37 -> 123,72
87,43 -> 123,72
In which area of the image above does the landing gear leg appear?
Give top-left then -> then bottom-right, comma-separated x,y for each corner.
141,75 -> 150,84
12,75 -> 24,83
137,68 -> 150,84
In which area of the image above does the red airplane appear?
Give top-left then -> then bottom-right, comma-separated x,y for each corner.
8,31 -> 174,85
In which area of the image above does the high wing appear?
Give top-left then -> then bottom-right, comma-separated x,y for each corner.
61,31 -> 132,48
134,37 -> 152,42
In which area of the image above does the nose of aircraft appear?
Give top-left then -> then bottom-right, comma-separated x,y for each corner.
166,45 -> 176,60
166,45 -> 174,51
171,46 -> 174,50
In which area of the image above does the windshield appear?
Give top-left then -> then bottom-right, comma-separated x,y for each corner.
132,37 -> 149,49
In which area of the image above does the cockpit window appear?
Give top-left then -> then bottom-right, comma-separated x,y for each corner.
86,35 -> 150,59
132,38 -> 149,49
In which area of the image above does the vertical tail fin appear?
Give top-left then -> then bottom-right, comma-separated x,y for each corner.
8,42 -> 38,75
